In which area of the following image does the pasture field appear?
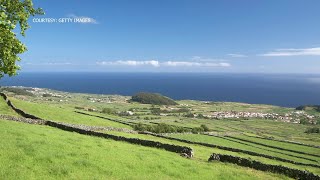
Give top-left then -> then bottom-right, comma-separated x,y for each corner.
0,87 -> 319,179
1,120 -> 291,180
0,97 -> 20,116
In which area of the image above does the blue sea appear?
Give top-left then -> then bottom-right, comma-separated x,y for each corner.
1,72 -> 320,107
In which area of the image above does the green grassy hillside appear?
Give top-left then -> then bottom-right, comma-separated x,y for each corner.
0,120 -> 288,180
131,92 -> 178,105
0,97 -> 20,116
1,87 -> 319,179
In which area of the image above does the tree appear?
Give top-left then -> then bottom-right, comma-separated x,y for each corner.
200,124 -> 209,131
101,107 -> 115,114
0,0 -> 43,78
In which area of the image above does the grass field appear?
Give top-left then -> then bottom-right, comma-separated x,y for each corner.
0,97 -> 20,116
0,120 -> 289,180
9,98 -> 132,129
0,87 -> 319,179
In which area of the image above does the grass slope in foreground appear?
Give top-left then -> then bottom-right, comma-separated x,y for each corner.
0,120 -> 289,180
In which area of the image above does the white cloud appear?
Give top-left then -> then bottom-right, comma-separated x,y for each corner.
260,47 -> 320,57
97,60 -> 160,67
219,63 -> 232,67
164,61 -> 200,67
163,61 -> 230,67
68,14 -> 98,24
97,60 -> 231,68
228,54 -> 247,58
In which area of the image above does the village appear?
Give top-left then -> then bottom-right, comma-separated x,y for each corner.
205,110 -> 317,124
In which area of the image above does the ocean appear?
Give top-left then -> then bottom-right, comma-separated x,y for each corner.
1,72 -> 320,107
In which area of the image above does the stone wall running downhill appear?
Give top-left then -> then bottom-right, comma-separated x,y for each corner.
0,93 -> 194,158
139,132 -> 320,168
0,93 -> 43,120
45,120 -> 193,158
208,153 -> 320,180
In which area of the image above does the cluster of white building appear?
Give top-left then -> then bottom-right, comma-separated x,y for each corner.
206,111 -> 317,124
87,97 -> 112,103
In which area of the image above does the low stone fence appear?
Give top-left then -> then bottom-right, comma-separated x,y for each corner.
0,115 -> 193,158
218,135 -> 317,163
0,93 -> 194,157
0,115 -> 46,125
44,120 -> 193,157
0,93 -> 42,120
227,136 -> 320,158
56,122 -> 137,134
208,153 -> 320,180
203,131 -> 241,136
139,132 -> 320,168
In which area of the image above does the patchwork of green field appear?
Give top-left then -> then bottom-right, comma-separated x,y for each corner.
91,110 -> 320,145
178,100 -> 294,114
1,87 -> 320,179
0,120 -> 289,180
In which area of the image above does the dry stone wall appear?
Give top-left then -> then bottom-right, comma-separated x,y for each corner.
216,135 -> 317,163
0,93 -> 193,157
0,93 -> 42,119
227,136 -> 320,158
45,120 -> 193,157
208,153 -> 320,180
140,132 -> 320,168
0,114 -> 46,125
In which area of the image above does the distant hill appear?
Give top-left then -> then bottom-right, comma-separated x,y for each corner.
0,87 -> 34,96
296,105 -> 320,112
131,92 -> 178,105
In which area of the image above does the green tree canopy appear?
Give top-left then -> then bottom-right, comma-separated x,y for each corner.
0,0 -> 43,78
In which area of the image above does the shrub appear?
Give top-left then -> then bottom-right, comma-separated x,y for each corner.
42,93 -> 52,97
150,108 -> 161,115
200,124 -> 210,131
133,123 -> 209,134
305,127 -> 320,134
133,123 -> 188,133
300,118 -> 310,125
184,113 -> 195,118
191,127 -> 204,134
101,108 -> 115,114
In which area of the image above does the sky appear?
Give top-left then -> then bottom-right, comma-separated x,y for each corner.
16,0 -> 320,73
